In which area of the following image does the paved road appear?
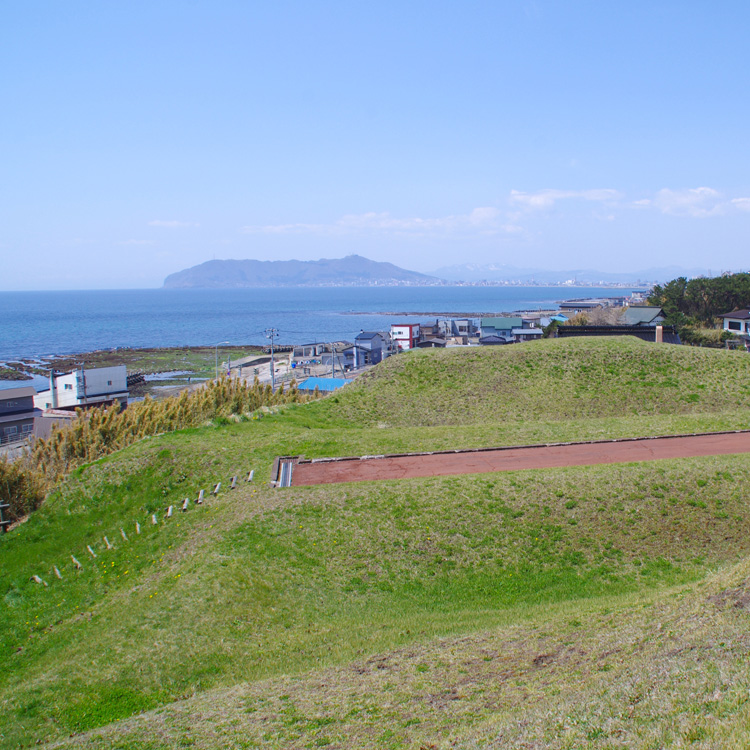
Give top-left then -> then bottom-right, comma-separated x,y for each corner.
290,432 -> 750,486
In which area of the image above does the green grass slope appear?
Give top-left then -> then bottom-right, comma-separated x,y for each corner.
2,337 -> 750,747
329,336 -> 750,426
51,556 -> 750,749
3,447 -> 750,746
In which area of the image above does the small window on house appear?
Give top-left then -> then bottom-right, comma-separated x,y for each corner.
45,402 -> 51,409
22,424 -> 33,433
729,321 -> 742,331
107,380 -> 112,385
64,383 -> 73,390
4,426 -> 18,436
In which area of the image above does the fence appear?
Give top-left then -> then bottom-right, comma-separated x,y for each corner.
0,432 -> 31,447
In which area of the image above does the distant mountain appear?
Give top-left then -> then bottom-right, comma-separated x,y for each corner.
163,255 -> 442,288
431,263 -> 713,285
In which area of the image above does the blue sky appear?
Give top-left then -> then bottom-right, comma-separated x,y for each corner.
2,1 -> 750,290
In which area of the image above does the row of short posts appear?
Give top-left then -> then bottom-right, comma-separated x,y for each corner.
28,469 -> 255,585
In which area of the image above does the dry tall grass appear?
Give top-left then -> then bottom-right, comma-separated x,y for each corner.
0,377 -> 312,522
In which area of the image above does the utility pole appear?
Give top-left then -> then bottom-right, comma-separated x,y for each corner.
214,341 -> 229,380
265,328 -> 279,390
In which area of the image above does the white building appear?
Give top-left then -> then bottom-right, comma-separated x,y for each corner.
390,323 -> 420,351
719,309 -> 750,335
34,366 -> 128,411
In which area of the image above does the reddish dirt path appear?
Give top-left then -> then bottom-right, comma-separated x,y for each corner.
290,432 -> 750,486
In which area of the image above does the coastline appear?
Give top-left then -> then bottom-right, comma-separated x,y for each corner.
0,285 -> 643,371
342,309 -> 559,317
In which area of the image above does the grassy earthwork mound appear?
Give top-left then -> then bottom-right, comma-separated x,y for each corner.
2,337 -> 750,748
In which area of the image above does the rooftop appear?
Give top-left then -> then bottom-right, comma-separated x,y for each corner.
621,306 -> 664,325
719,309 -> 750,320
0,386 -> 37,400
297,377 -> 350,392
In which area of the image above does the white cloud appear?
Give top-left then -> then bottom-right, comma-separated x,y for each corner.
241,207 -> 519,237
509,188 -> 621,211
148,220 -> 200,228
238,188 -> 750,247
651,187 -> 723,218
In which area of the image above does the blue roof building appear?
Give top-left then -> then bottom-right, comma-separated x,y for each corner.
297,377 -> 350,393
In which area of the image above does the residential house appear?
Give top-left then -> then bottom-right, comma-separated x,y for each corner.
512,327 -> 543,342
419,320 -> 442,339
480,317 -> 542,344
449,318 -> 477,337
354,331 -> 394,364
621,306 -> 666,326
480,317 -> 523,340
719,309 -> 750,335
0,386 -> 40,445
390,323 -> 421,351
340,344 -> 371,369
34,366 -> 128,411
479,334 -> 514,346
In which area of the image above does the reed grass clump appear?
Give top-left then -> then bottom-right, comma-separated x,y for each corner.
4,377 -> 312,522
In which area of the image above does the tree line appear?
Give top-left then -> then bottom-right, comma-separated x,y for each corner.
648,272 -> 750,328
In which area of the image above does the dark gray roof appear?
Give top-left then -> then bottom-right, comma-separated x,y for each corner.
0,409 -> 42,424
719,309 -> 750,320
0,386 -> 36,400
480,335 -> 514,345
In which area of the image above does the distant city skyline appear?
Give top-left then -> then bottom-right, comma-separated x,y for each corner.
2,2 -> 750,290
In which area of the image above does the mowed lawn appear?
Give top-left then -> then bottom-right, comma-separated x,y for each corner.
3,337 -> 750,748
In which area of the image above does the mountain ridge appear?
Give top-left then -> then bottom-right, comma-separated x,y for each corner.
163,255 -> 441,288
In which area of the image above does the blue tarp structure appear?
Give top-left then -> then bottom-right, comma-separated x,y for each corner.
297,377 -> 350,392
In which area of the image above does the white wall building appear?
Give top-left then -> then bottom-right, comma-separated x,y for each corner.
719,309 -> 750,334
390,323 -> 420,351
34,366 -> 128,411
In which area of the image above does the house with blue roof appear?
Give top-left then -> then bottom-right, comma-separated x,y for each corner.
297,377 -> 350,393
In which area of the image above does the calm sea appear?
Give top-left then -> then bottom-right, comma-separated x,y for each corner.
0,286 -> 638,387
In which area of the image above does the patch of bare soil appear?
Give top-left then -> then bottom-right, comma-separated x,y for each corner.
291,432 -> 750,486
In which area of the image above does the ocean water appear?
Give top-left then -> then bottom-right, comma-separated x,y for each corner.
0,285 -> 637,369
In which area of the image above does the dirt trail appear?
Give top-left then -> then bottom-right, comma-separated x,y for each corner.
290,432 -> 750,486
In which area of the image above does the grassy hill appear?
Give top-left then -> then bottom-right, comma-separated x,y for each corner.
329,336 -> 750,426
3,337 -> 750,748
